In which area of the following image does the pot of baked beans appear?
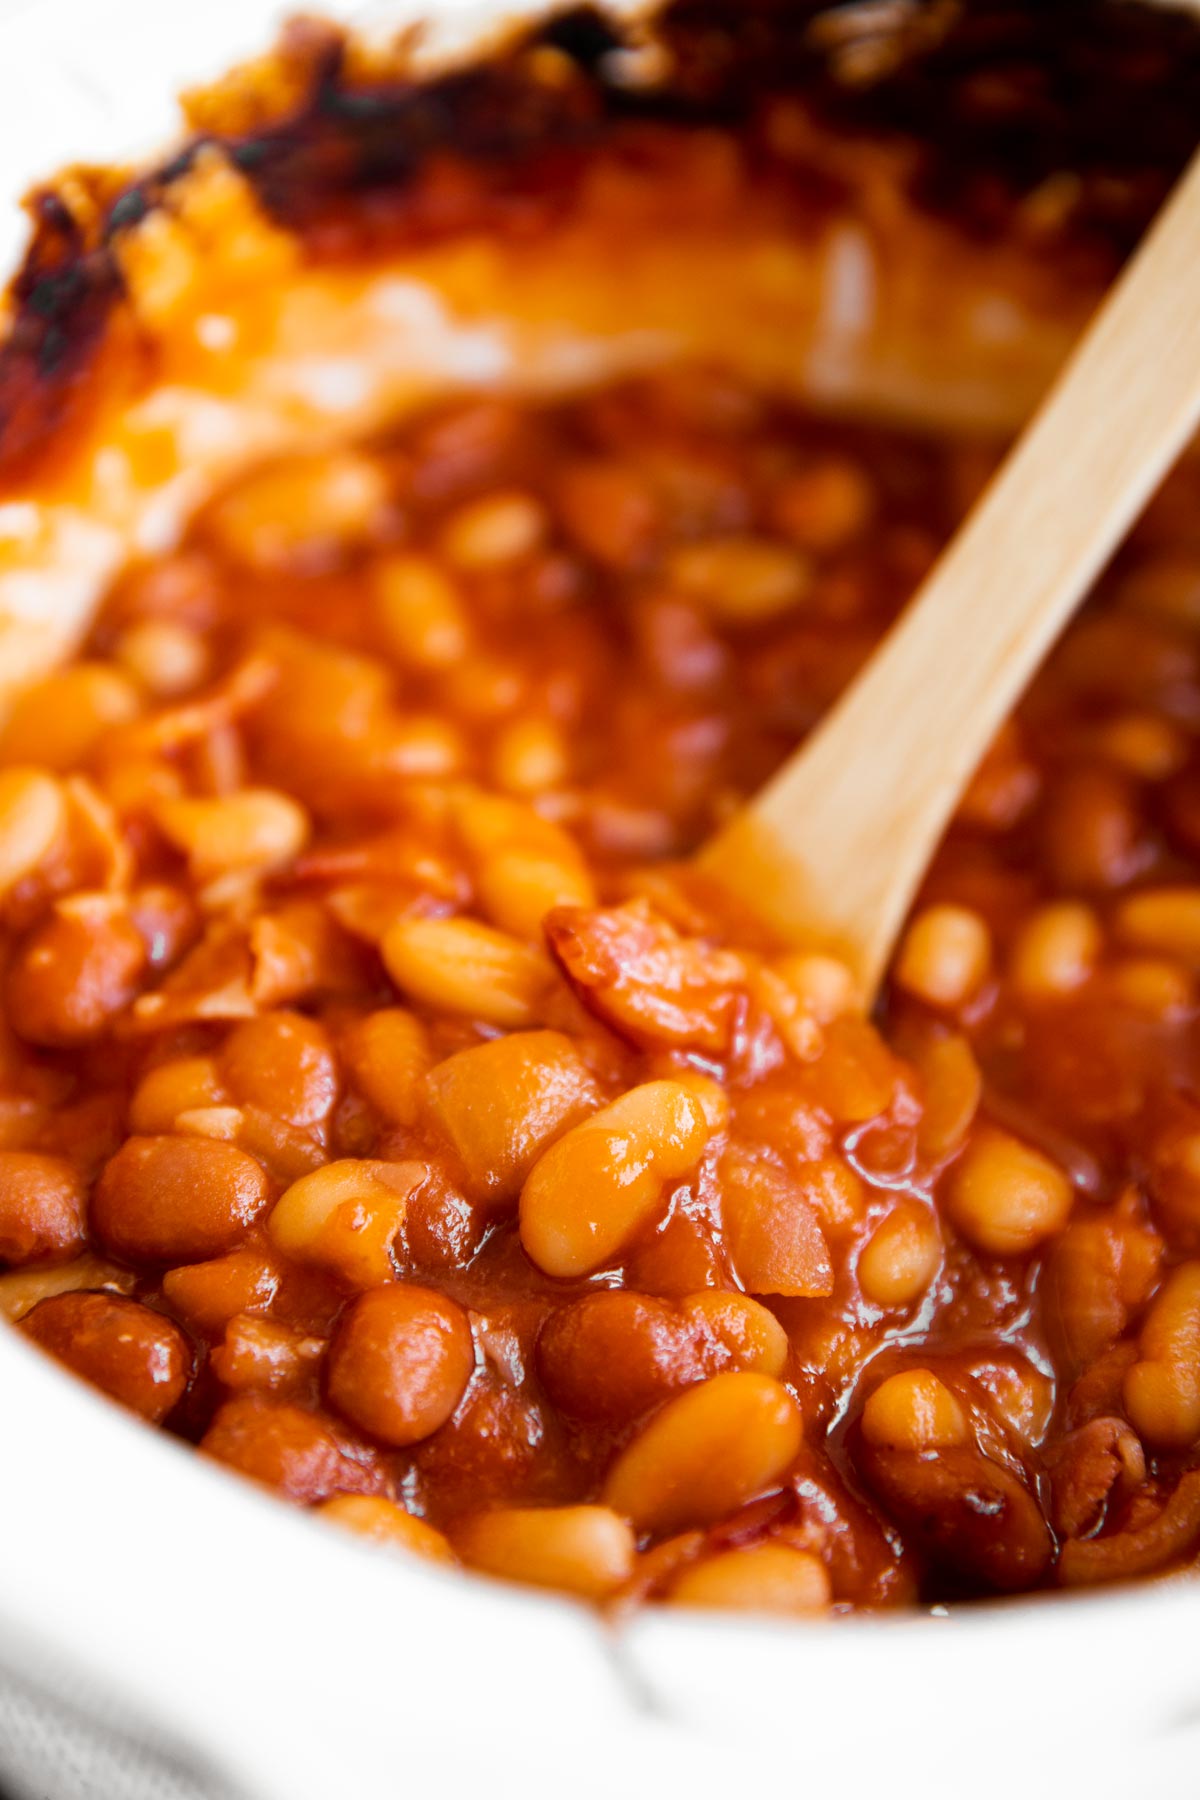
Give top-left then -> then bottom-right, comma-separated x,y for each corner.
2,2 -> 1200,1796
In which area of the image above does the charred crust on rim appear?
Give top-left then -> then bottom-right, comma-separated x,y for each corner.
2,0 -> 1200,479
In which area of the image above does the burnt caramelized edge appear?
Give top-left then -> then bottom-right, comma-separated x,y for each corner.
2,0 -> 1200,482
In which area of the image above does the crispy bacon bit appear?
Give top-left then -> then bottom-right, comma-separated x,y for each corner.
856,1438 -> 1053,1594
544,900 -> 744,1052
1059,1471 -> 1200,1587
119,655 -> 277,755
1045,1416 -> 1146,1540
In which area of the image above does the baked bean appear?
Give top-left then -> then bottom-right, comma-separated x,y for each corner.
769,952 -> 860,1025
268,1159 -> 420,1289
424,1030 -> 600,1209
155,788 -> 309,879
210,1313 -> 323,1395
861,1369 -> 969,1451
1009,903 -> 1101,1000
318,1495 -> 454,1562
520,1081 -> 709,1278
7,898 -> 146,1046
668,1542 -> 831,1614
0,768 -> 66,895
372,553 -> 471,670
0,1152 -> 86,1266
440,491 -> 546,568
1095,713 -> 1185,780
115,618 -> 209,698
668,536 -> 810,624
93,1135 -> 273,1264
1108,956 -> 1194,1016
1115,887 -> 1200,968
772,457 -> 873,552
1045,1208 -> 1161,1372
602,1372 -> 803,1533
161,1246 -> 281,1335
454,793 -> 595,939
341,1009 -> 433,1128
326,1284 -> 474,1446
455,1505 -> 635,1599
0,664 -> 139,770
130,1056 -> 228,1134
491,717 -> 570,796
913,1032 -> 981,1162
682,1291 -> 789,1379
1124,1262 -> 1200,1449
555,458 -> 660,568
207,452 -> 388,571
1147,1109 -> 1200,1248
945,1125 -> 1072,1256
201,1394 -> 387,1503
20,1291 -> 190,1422
382,917 -> 552,1028
858,1202 -> 941,1308
1042,765 -> 1145,891
539,1290 -> 705,1423
895,904 -> 991,1009
219,1012 -> 338,1129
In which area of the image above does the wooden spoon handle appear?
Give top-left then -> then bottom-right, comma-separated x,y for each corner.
698,147 -> 1200,997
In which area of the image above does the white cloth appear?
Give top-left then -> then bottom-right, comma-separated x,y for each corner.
0,1647 -> 238,1800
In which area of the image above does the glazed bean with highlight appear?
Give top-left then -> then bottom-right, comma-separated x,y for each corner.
455,1505 -> 635,1599
341,1009 -> 433,1128
858,1202 -> 941,1308
423,1030 -> 600,1208
130,1056 -> 227,1135
1009,903 -> 1101,1001
20,1291 -> 190,1423
326,1285 -> 474,1447
945,1125 -> 1072,1256
519,1081 -> 709,1278
92,1135 -> 273,1264
602,1372 -> 803,1533
6,900 -> 146,1046
0,768 -> 66,896
669,1543 -> 831,1615
201,1394 -> 387,1503
219,1012 -> 338,1129
155,789 -> 309,879
1124,1262 -> 1200,1449
318,1495 -> 454,1562
537,1288 -> 784,1425
861,1369 -> 969,1451
895,905 -> 991,1010
382,917 -> 551,1028
268,1159 -> 420,1289
0,1153 -> 86,1267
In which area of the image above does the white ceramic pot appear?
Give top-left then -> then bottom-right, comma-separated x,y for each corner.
1,7 -> 1199,1798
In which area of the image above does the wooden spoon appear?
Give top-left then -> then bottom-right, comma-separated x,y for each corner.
697,147 -> 1200,1001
